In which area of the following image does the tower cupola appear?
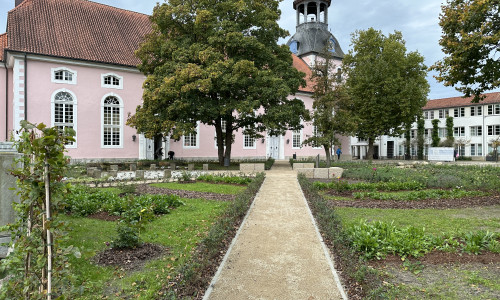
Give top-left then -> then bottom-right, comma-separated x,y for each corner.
287,0 -> 344,59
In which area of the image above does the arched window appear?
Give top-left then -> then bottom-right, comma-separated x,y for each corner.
51,67 -> 77,84
52,89 -> 77,147
101,94 -> 123,148
101,73 -> 123,89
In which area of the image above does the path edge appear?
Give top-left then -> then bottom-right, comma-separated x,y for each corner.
297,176 -> 349,300
202,176 -> 267,300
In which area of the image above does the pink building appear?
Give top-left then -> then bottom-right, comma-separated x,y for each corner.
0,0 -> 351,162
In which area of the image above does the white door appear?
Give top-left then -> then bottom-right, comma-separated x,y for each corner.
268,136 -> 280,159
145,138 -> 154,160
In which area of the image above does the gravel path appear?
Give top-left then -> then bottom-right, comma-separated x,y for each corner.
204,161 -> 346,299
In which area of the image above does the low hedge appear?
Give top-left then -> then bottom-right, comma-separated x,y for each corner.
299,174 -> 386,299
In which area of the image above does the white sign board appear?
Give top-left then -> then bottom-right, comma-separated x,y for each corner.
428,147 -> 454,161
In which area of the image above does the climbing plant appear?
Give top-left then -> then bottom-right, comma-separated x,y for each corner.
417,117 -> 425,160
0,121 -> 78,300
431,119 -> 440,147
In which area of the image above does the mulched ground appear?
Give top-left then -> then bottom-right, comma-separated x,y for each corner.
368,251 -> 500,268
323,189 -> 500,209
94,243 -> 167,271
87,211 -> 121,222
136,184 -> 236,201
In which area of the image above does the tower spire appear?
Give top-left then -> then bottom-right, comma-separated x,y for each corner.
287,0 -> 344,59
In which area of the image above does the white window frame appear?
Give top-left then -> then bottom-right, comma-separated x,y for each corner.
453,126 -> 465,137
51,67 -> 77,84
101,73 -> 124,90
488,104 -> 500,115
487,125 -> 500,136
292,129 -> 302,149
470,106 -> 482,116
183,122 -> 200,149
454,107 -> 465,118
312,125 -> 323,149
470,126 -> 482,136
51,89 -> 77,148
243,128 -> 256,149
101,93 -> 124,149
439,109 -> 449,119
438,128 -> 447,138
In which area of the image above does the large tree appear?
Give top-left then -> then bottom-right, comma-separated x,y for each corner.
302,45 -> 357,167
128,0 -> 308,165
342,28 -> 430,160
432,0 -> 500,102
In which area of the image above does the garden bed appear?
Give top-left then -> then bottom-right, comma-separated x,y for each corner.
300,163 -> 500,299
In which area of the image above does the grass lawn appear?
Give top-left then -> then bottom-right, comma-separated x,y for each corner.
63,197 -> 230,299
335,206 -> 500,235
150,182 -> 246,195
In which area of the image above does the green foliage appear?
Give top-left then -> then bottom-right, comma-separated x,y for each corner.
417,117 -> 425,160
64,185 -> 184,219
302,43 -> 357,167
340,163 -> 500,191
346,220 -> 500,260
313,180 -> 425,192
129,0 -> 308,165
298,174 -> 387,298
432,0 -> 500,102
1,121 -> 78,299
196,174 -> 252,185
431,119 -> 440,147
151,181 -> 246,195
343,28 -> 429,158
352,189 -> 486,201
112,222 -> 142,249
347,220 -> 434,260
445,116 -> 454,145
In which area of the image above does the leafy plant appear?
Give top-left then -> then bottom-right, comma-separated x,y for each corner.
0,122 -> 79,299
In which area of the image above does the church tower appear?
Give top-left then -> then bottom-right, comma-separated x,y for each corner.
287,0 -> 344,63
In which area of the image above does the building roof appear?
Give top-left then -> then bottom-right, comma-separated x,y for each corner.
292,54 -> 315,93
5,0 -> 151,67
0,33 -> 7,61
424,92 -> 500,110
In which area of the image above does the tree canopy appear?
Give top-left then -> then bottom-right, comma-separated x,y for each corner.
432,0 -> 500,102
342,28 -> 430,159
302,44 -> 357,166
128,0 -> 308,164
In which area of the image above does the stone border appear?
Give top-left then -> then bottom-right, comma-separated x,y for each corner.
296,167 -> 344,179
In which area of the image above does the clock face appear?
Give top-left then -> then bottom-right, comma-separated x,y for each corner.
289,40 -> 299,54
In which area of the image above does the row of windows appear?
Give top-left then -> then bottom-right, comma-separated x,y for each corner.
398,144 -> 494,157
52,67 -> 123,89
423,104 -> 500,120
52,89 -> 123,148
404,125 -> 499,139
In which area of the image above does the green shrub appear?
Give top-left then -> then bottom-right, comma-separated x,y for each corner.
112,222 -> 141,249
352,189 -> 486,201
196,174 -> 252,185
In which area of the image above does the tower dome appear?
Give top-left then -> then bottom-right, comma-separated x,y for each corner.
287,0 -> 344,59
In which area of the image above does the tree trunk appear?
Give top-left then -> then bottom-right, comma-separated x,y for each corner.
324,145 -> 331,167
215,118 -> 224,166
224,121 -> 233,166
367,137 -> 375,161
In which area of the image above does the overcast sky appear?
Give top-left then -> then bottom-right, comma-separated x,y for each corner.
1,0 -> 498,100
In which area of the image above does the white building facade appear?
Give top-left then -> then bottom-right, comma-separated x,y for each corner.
351,92 -> 500,160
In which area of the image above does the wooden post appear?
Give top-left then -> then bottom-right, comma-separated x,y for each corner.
44,156 -> 52,300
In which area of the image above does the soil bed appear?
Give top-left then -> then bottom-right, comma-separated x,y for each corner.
94,243 -> 167,271
87,211 -> 121,222
136,184 -> 236,201
368,251 -> 500,268
327,194 -> 500,209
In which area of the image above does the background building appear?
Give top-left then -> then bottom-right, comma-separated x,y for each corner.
0,0 -> 350,162
351,92 -> 500,160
